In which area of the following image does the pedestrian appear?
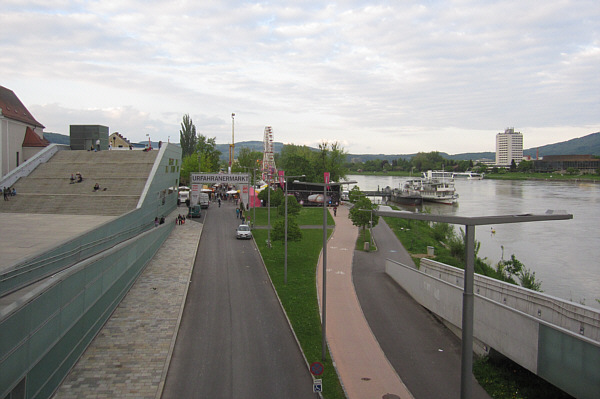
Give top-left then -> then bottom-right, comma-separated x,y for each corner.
3,187 -> 9,201
218,198 -> 221,207
154,217 -> 159,227
241,214 -> 245,224
236,208 -> 240,218
333,206 -> 337,217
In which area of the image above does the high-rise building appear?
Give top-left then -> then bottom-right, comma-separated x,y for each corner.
496,127 -> 523,166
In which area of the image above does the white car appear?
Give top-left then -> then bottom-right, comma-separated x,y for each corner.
236,224 -> 252,239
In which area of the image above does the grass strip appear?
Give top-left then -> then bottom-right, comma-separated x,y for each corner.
253,208 -> 345,399
249,206 -> 334,226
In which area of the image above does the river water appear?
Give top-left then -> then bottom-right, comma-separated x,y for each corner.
346,175 -> 600,309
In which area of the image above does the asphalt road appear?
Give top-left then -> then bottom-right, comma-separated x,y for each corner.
353,219 -> 491,399
162,201 -> 315,398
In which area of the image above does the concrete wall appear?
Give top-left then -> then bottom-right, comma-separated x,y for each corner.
0,223 -> 173,399
418,258 -> 600,342
0,144 -> 182,398
0,144 -> 69,190
385,258 -> 600,399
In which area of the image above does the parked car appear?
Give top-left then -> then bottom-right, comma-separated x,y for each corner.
236,224 -> 252,239
188,205 -> 202,218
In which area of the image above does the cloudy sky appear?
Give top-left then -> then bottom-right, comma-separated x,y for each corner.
2,1 -> 599,155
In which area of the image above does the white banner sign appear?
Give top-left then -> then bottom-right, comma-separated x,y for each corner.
191,173 -> 249,184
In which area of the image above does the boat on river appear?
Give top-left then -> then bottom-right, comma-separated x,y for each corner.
406,170 -> 459,204
391,184 -> 423,206
452,171 -> 484,180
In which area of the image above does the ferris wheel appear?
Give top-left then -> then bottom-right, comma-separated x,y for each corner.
261,126 -> 277,182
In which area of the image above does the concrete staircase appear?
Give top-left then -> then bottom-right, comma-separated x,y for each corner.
0,150 -> 158,216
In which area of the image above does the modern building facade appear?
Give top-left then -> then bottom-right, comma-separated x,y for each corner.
532,155 -> 600,174
0,86 -> 48,178
70,125 -> 109,151
496,127 -> 523,166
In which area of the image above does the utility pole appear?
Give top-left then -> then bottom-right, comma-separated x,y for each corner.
229,113 -> 235,173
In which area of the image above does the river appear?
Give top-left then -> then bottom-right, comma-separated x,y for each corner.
345,175 -> 600,309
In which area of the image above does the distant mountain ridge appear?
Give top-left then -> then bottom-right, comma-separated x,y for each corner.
44,131 -> 600,161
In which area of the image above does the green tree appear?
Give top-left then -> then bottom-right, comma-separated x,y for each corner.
312,141 -> 348,183
497,254 -> 543,291
179,114 -> 197,158
270,187 -> 284,207
517,160 -> 533,172
278,194 -> 302,217
348,196 -> 379,231
180,154 -> 199,185
196,135 -> 221,172
257,186 -> 284,207
411,151 -> 446,172
232,147 -> 263,173
279,144 -> 314,178
271,217 -> 302,242
348,186 -> 363,203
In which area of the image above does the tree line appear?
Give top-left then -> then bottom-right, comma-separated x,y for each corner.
179,114 -> 349,186
346,151 -> 483,174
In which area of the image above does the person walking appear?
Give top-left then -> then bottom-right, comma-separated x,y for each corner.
236,208 -> 240,218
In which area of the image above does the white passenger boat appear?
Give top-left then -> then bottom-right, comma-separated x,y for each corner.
452,171 -> 484,180
406,170 -> 459,204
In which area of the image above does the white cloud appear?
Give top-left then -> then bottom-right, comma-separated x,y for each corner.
2,0 -> 599,154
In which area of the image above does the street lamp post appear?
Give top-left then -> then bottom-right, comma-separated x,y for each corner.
284,174 -> 305,284
322,179 -> 328,360
267,177 -> 271,248
374,208 -> 572,399
252,167 -> 256,227
241,166 -> 252,223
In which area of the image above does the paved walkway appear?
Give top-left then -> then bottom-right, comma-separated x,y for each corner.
53,212 -> 202,399
317,204 -> 414,399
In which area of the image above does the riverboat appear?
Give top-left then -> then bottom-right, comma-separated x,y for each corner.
406,171 -> 459,204
422,170 -> 454,180
452,171 -> 484,180
391,184 -> 423,206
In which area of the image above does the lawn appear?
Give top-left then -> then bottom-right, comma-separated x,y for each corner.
252,207 -> 344,399
248,206 -> 334,226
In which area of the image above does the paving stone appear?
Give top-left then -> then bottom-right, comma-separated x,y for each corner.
52,211 -> 201,399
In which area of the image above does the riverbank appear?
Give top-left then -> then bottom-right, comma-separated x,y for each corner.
346,170 -> 600,182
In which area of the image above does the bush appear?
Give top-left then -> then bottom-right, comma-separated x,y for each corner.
432,222 -> 452,241
271,217 -> 302,242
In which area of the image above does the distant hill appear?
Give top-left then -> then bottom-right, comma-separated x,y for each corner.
215,141 -> 285,161
43,132 -> 70,145
523,132 -> 600,157
44,131 -> 600,161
